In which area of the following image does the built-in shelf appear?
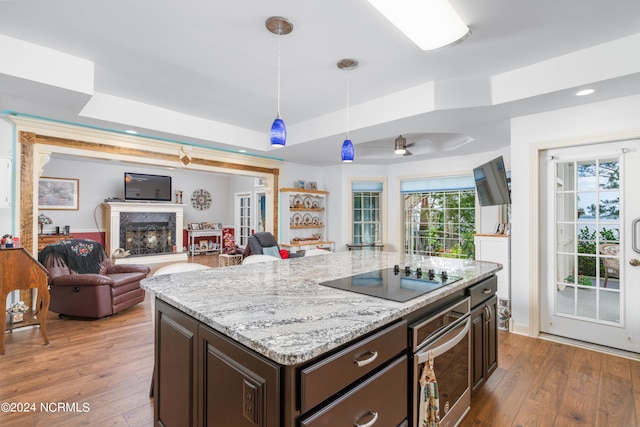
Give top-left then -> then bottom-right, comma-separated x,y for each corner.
280,188 -> 333,252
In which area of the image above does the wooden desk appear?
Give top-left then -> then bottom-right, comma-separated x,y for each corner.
1,247 -> 50,355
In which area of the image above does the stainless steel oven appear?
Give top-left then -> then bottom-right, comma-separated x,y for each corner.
410,297 -> 471,427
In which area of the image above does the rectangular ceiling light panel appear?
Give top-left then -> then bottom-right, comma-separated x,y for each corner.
367,0 -> 469,51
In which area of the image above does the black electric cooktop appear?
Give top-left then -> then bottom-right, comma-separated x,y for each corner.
320,265 -> 462,302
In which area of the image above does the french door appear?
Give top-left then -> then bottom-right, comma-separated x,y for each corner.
541,140 -> 640,352
235,192 -> 252,248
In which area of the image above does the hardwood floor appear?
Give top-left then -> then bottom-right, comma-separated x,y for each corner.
460,332 -> 640,427
2,254 -> 639,426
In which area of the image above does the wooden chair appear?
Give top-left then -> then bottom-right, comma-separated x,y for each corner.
599,243 -> 620,288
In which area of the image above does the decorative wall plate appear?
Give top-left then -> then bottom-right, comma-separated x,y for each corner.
292,195 -> 303,208
191,189 -> 212,210
303,196 -> 313,208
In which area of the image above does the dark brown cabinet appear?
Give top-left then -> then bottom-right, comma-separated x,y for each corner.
153,273 -> 498,427
154,300 -> 279,427
299,355 -> 407,427
469,290 -> 498,394
155,300 -> 199,427
199,324 -> 279,427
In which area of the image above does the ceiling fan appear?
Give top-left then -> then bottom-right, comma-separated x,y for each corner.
394,135 -> 413,156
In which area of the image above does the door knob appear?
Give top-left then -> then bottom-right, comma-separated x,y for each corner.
630,259 -> 640,267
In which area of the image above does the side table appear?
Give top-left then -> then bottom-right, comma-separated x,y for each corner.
38,234 -> 74,251
219,254 -> 243,267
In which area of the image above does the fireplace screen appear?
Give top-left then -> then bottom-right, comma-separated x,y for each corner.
125,222 -> 172,255
119,212 -> 176,256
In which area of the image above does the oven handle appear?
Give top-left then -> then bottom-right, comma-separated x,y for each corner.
416,317 -> 470,364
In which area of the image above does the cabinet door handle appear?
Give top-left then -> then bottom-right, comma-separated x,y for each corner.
354,351 -> 378,367
354,411 -> 379,427
482,288 -> 493,294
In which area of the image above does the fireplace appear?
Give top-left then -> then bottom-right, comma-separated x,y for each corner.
103,202 -> 187,264
120,213 -> 176,255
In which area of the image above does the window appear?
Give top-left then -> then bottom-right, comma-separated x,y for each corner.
402,176 -> 476,259
351,181 -> 383,245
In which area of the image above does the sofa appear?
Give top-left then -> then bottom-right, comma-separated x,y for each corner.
38,239 -> 150,319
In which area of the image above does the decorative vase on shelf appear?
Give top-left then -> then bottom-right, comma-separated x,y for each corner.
39,223 -> 43,235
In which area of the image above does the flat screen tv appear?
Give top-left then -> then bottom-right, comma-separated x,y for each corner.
473,156 -> 511,206
124,172 -> 172,202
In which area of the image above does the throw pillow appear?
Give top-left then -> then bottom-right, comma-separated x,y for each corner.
262,246 -> 281,259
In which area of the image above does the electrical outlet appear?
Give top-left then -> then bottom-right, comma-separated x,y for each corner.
243,380 -> 258,424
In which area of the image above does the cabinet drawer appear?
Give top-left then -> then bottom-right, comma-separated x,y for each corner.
467,276 -> 497,308
300,355 -> 407,427
300,320 -> 406,412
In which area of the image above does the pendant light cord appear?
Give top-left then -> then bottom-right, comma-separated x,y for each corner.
346,76 -> 350,138
277,40 -> 281,117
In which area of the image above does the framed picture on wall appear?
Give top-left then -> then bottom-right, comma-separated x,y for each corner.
190,223 -> 201,230
38,177 -> 79,210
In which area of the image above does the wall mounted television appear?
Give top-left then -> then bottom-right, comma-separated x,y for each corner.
124,172 -> 172,202
473,156 -> 511,206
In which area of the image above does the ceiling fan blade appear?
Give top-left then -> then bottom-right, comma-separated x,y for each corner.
403,149 -> 413,156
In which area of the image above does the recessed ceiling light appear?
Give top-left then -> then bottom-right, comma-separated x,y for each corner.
575,88 -> 595,97
125,129 -> 138,134
239,149 -> 247,153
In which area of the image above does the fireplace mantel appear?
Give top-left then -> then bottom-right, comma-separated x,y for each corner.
103,202 -> 187,265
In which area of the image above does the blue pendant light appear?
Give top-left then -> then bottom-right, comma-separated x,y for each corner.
270,115 -> 286,147
341,139 -> 354,163
338,59 -> 359,163
266,17 -> 293,148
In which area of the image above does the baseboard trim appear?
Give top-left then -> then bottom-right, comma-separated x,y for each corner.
539,332 -> 640,361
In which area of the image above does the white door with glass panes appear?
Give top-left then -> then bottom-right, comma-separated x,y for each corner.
235,192 -> 252,248
541,140 -> 640,352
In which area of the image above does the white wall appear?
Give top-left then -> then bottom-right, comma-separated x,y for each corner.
4,114 -> 510,262
297,152 -> 511,253
0,118 -> 14,235
40,157 -> 239,234
386,150 -> 510,250
510,93 -> 640,335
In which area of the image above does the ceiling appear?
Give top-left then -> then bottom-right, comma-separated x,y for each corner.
1,0 -> 639,166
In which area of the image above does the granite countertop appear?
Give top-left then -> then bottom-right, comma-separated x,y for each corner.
141,251 -> 501,365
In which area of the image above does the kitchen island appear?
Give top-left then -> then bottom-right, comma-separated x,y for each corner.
142,251 -> 501,427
